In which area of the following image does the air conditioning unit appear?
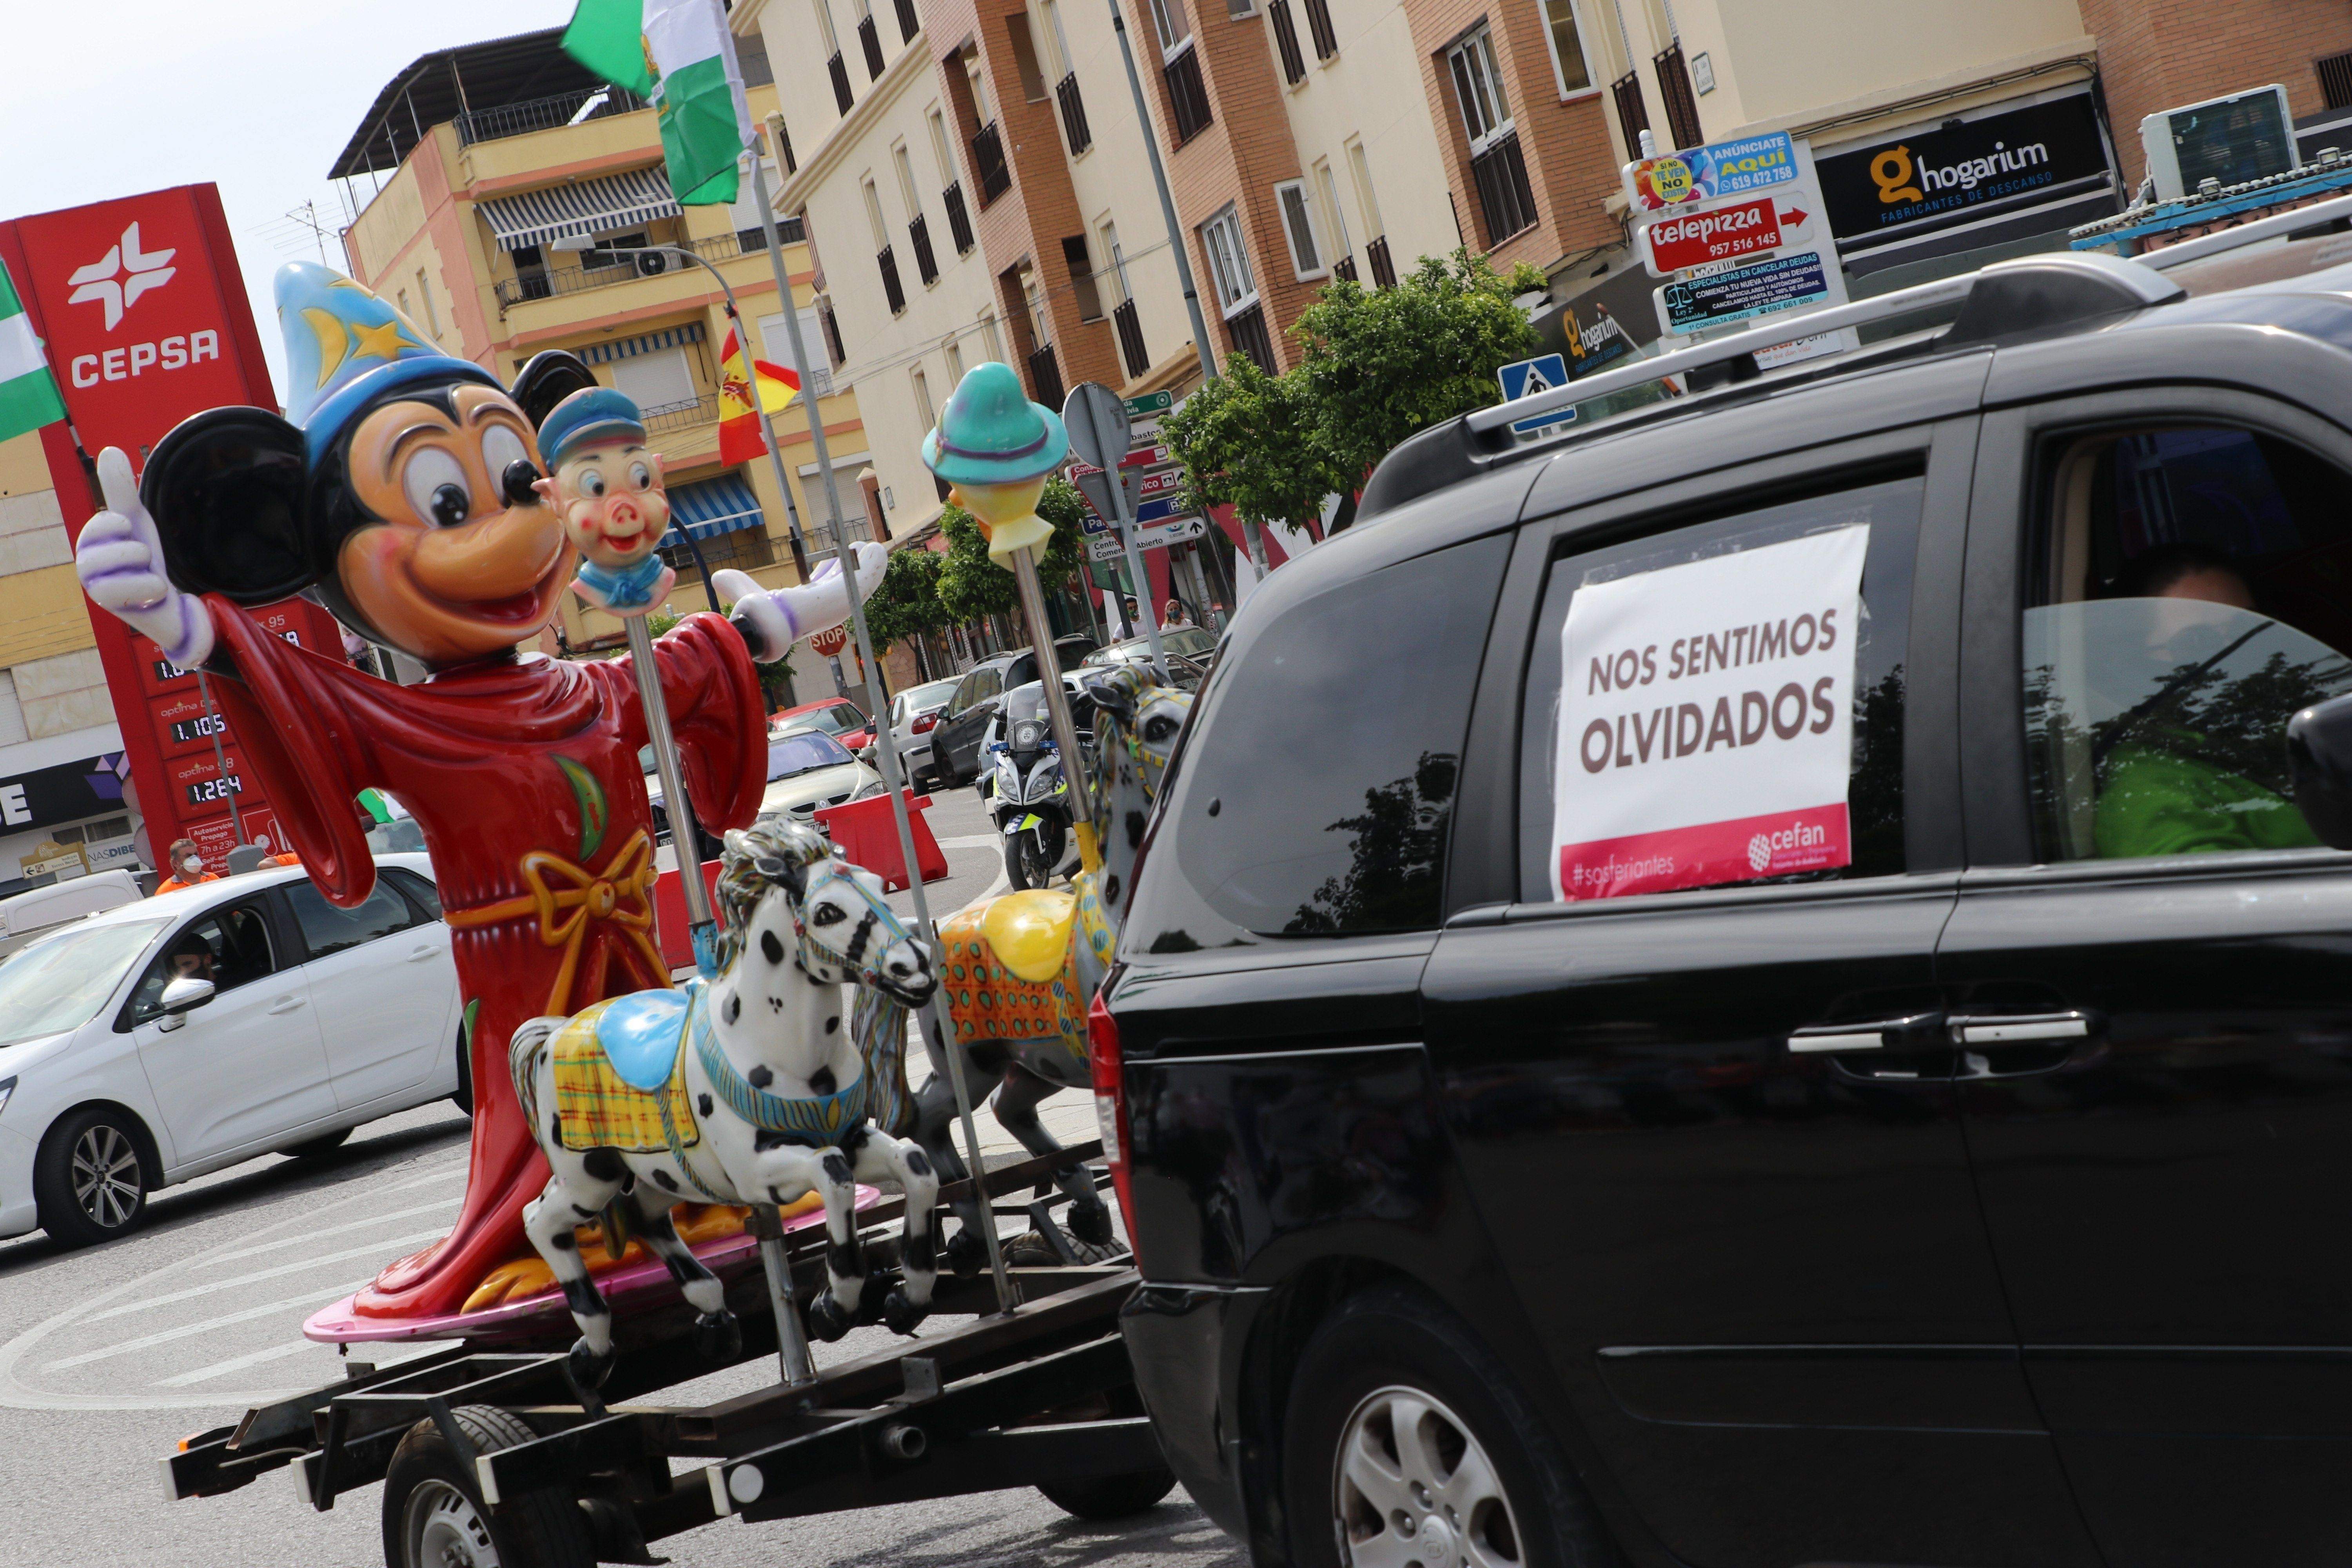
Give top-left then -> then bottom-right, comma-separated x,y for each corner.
2141,85 -> 2299,202
635,250 -> 669,278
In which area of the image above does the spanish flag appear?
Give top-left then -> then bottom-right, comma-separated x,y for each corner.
717,323 -> 799,465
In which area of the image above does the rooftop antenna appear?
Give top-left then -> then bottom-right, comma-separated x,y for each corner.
281,200 -> 335,266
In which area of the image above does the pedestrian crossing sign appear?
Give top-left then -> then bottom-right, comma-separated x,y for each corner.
1495,352 -> 1579,437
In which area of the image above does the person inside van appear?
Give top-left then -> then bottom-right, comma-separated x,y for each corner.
2094,543 -> 2323,858
153,838 -> 218,895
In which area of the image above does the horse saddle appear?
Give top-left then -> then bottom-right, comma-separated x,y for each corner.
549,990 -> 700,1154
980,889 -> 1078,982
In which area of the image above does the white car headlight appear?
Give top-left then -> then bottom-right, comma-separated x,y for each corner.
0,1076 -> 15,1118
851,779 -> 889,800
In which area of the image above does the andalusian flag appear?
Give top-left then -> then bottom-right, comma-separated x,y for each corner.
563,0 -> 754,205
0,260 -> 67,444
717,323 -> 798,465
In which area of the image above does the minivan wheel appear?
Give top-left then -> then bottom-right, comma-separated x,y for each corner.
1281,1286 -> 1618,1568
34,1109 -> 151,1247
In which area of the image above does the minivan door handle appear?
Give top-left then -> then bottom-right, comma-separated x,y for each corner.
1947,1011 -> 2092,1045
1788,1012 -> 1947,1053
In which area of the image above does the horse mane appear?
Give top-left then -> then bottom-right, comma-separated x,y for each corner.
712,816 -> 833,973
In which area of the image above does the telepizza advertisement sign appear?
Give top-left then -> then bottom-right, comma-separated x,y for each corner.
1548,527 -> 1868,900
0,184 -> 337,875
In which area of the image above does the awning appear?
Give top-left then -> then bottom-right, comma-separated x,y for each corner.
581,322 -> 706,364
481,167 -> 679,252
661,473 -> 764,546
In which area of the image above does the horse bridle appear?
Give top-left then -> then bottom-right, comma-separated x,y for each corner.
783,858 -> 922,997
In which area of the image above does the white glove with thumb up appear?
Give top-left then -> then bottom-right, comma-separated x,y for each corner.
74,446 -> 214,668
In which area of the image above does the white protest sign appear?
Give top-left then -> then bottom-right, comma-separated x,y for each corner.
1549,525 -> 1869,900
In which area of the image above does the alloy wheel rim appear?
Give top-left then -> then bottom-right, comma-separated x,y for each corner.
70,1125 -> 141,1229
1333,1384 -> 1521,1568
405,1477 -> 502,1568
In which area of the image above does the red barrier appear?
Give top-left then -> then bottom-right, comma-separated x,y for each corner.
815,790 -> 951,893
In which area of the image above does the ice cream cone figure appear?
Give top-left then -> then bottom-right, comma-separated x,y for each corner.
921,363 -> 1069,566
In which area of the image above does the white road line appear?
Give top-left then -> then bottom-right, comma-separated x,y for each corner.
47,1278 -> 377,1371
90,1230 -> 452,1322
385,1163 -> 470,1193
952,859 -> 1012,916
152,1340 -> 318,1388
199,1200 -> 459,1267
933,834 -> 1004,848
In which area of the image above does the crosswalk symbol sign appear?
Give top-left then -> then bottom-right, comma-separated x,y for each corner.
1495,352 -> 1578,438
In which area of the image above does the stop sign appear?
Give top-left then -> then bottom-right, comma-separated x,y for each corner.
807,624 -> 849,657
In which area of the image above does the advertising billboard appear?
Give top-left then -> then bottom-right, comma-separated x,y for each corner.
0,184 -> 340,875
1815,92 -> 2113,247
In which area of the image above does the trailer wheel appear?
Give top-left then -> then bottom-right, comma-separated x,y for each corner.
1036,1467 -> 1179,1519
381,1405 -> 593,1568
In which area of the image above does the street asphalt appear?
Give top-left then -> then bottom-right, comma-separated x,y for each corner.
0,784 -> 1244,1568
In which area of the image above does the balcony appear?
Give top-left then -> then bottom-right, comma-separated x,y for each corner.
943,181 -> 975,254
858,15 -> 886,79
878,245 -> 907,315
1027,343 -> 1065,410
820,300 -> 846,366
1055,72 -> 1092,154
1113,298 -> 1150,380
1269,0 -> 1306,85
642,394 -> 719,436
1164,48 -> 1212,144
455,86 -> 647,148
1331,254 -> 1357,283
894,0 -> 920,44
909,214 -> 939,287
1225,303 -> 1274,370
1302,0 -> 1338,59
493,228 -> 803,311
828,51 -> 854,115
1470,130 -> 1538,246
972,122 -> 1011,203
1366,234 -> 1397,289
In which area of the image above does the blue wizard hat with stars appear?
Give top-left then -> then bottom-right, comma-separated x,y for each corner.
276,261 -> 496,464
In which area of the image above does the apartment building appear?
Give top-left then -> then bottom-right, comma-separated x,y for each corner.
328,26 -> 872,657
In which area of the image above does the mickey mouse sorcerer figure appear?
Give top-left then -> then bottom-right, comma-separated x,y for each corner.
72,262 -> 882,1329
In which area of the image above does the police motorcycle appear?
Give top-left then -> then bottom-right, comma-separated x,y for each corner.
980,679 -> 1082,889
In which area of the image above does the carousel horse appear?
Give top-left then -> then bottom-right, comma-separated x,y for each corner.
923,664 -> 1196,1267
509,818 -> 941,1392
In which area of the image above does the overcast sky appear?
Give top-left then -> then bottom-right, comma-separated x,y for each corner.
0,0 -> 574,401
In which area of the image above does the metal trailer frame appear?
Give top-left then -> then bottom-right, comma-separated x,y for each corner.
162,1144 -> 1159,1563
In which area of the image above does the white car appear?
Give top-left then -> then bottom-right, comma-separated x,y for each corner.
646,731 -> 886,844
887,677 -> 962,788
0,855 -> 464,1247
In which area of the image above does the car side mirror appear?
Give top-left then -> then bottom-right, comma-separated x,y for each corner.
2287,694 -> 2352,849
156,975 -> 217,1033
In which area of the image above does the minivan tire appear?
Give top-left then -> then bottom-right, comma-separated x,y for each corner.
34,1107 -> 151,1248
1281,1284 -> 1619,1568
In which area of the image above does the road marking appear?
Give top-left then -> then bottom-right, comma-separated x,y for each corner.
47,1278 -> 377,1370
90,1230 -> 452,1322
151,1339 -> 317,1388
200,1198 -> 459,1266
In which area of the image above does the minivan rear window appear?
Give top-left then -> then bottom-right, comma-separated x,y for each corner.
1126,534 -> 1508,945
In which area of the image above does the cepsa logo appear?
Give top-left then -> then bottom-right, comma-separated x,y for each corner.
11,186 -> 263,459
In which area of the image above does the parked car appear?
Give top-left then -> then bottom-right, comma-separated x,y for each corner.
928,634 -> 1097,787
1082,624 -> 1217,669
769,697 -> 875,751
0,855 -> 462,1247
648,730 -> 886,844
887,676 -> 962,788
1102,249 -> 2352,1568
0,870 -> 143,959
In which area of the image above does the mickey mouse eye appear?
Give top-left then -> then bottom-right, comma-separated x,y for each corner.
401,447 -> 472,529
811,903 -> 847,926
479,423 -> 530,485
628,461 -> 652,490
579,468 -> 607,498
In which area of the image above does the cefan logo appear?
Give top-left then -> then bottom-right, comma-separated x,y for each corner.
65,223 -> 177,331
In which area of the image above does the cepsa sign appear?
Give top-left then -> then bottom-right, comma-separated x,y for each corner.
11,185 -> 267,459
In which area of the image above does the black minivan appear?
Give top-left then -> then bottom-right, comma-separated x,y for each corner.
1101,249 -> 2352,1568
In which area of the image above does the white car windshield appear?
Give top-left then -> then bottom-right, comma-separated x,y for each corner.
768,732 -> 853,780
0,917 -> 170,1049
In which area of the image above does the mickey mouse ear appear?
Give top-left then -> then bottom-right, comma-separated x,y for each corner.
142,406 -> 315,606
511,351 -> 600,432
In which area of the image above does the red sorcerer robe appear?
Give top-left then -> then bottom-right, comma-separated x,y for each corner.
201,596 -> 765,1322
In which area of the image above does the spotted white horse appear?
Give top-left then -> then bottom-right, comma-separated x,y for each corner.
510,817 -> 940,1392
925,664 -> 1196,1267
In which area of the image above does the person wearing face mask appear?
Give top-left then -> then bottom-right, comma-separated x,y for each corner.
154,838 -> 219,895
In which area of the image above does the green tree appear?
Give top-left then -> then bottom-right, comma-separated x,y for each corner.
861,546 -> 948,652
1292,249 -> 1546,485
1160,348 -> 1350,532
935,476 -> 1089,626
